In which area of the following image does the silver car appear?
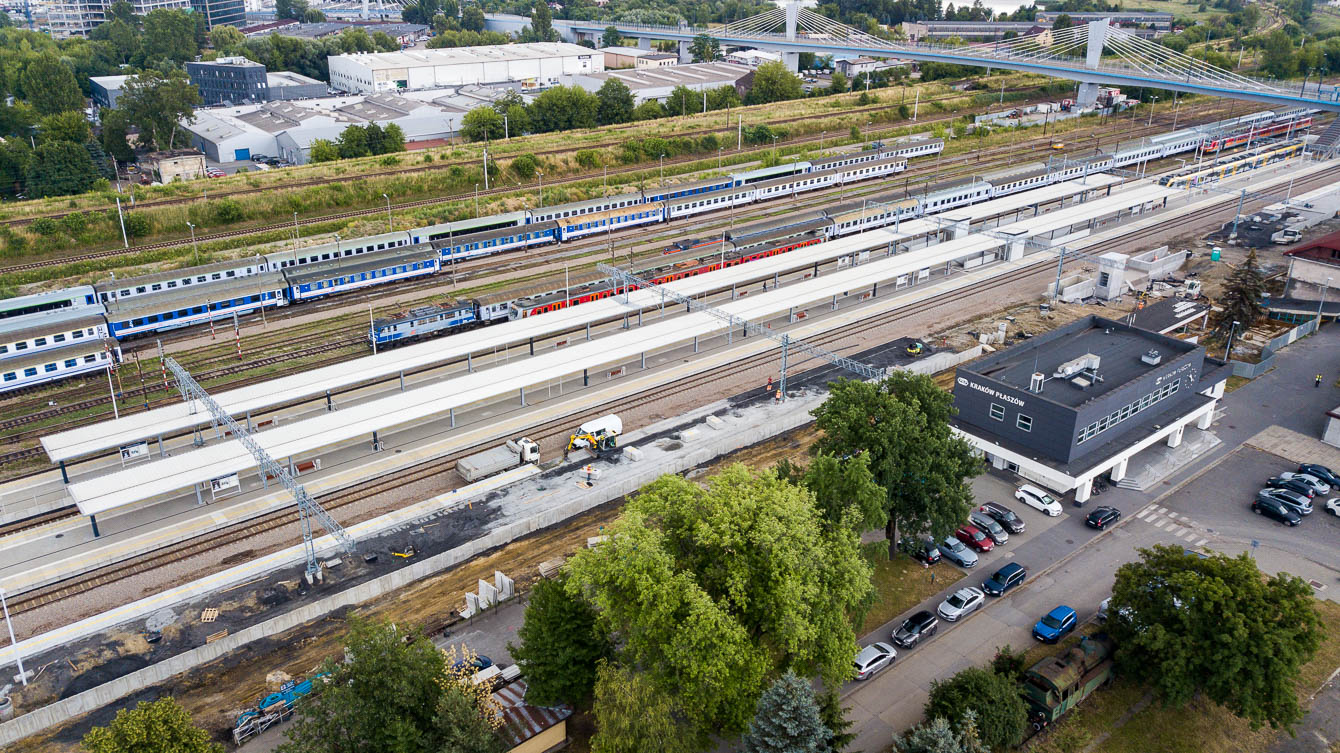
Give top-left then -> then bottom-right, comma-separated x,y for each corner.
1259,487 -> 1313,516
852,642 -> 897,680
937,587 -> 986,622
938,536 -> 979,568
1279,471 -> 1331,496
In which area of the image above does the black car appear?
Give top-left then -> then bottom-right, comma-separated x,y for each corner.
249,153 -> 268,162
977,501 -> 1026,534
1266,476 -> 1316,499
982,562 -> 1027,596
1252,495 -> 1302,526
892,610 -> 940,648
1085,506 -> 1121,530
1299,463 -> 1340,488
902,537 -> 941,565
265,157 -> 283,166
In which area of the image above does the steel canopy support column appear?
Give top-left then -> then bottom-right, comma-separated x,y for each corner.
59,460 -> 68,484
89,514 -> 99,537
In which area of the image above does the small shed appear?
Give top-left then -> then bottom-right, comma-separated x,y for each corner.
492,679 -> 573,753
142,149 -> 207,183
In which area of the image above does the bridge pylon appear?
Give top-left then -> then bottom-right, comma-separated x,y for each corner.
1075,19 -> 1108,107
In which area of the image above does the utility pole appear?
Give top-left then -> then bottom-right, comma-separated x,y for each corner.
382,193 -> 392,232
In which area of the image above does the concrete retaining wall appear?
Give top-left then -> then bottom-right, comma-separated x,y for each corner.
1228,318 -> 1317,379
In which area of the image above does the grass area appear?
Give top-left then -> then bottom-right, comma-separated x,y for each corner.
1225,375 -> 1251,392
1123,0 -> 1233,22
1029,599 -> 1340,753
859,549 -> 965,636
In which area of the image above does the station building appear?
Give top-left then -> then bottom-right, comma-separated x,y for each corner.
951,315 -> 1230,502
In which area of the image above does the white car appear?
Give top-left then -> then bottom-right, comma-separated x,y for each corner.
937,587 -> 986,622
1278,472 -> 1331,496
1325,498 -> 1340,516
852,642 -> 897,680
1015,484 -> 1063,517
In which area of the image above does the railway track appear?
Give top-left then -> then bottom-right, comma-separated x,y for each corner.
8,159 -> 1336,618
0,97 -> 1235,276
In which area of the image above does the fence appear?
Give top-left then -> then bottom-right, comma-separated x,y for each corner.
1229,317 -> 1318,378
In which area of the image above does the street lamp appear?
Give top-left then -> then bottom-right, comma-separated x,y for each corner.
1224,320 -> 1241,360
291,211 -> 299,267
717,147 -> 723,170
0,586 -> 25,686
186,222 -> 200,265
820,130 -> 826,149
381,193 -> 392,233
1319,277 -> 1333,324
1147,95 -> 1159,126
537,171 -> 544,208
658,153 -> 665,183
474,183 -> 479,216
770,134 -> 778,157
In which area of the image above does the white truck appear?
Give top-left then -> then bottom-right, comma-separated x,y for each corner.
456,438 -> 540,483
1271,227 -> 1302,244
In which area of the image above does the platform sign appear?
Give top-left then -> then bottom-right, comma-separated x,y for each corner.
210,473 -> 241,500
119,441 -> 149,467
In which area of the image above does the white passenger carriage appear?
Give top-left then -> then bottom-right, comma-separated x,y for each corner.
0,339 -> 119,393
0,286 -> 99,319
94,258 -> 274,304
0,307 -> 109,362
104,273 -> 288,338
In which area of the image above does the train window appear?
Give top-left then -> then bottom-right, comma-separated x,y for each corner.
54,333 -> 66,343
136,286 -> 147,294
196,276 -> 206,284
86,354 -> 97,363
34,337 -> 46,346
226,271 -> 237,278
14,342 -> 27,351
212,274 -> 221,280
2,373 -> 13,382
64,359 -> 77,368
24,367 -> 37,377
133,318 -> 144,326
178,309 -> 189,317
0,345 -> 6,354
45,362 -> 60,372
167,281 -> 177,289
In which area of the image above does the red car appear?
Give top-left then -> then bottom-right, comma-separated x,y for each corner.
955,524 -> 995,553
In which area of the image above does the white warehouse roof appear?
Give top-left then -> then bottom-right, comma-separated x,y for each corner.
331,42 -> 598,72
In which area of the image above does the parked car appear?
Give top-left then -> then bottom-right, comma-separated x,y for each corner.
937,587 -> 986,622
938,536 -> 979,568
1266,475 -> 1317,499
265,157 -> 283,166
1256,488 -> 1311,517
1251,493 -> 1303,526
1298,463 -> 1340,488
978,501 -> 1026,533
250,153 -> 269,162
982,562 -> 1027,596
1277,471 -> 1331,496
852,642 -> 897,680
902,537 -> 941,565
1324,497 -> 1340,516
892,611 -> 940,648
955,524 -> 995,553
1032,605 -> 1078,643
969,510 -> 1009,545
452,654 -> 493,672
1015,484 -> 1063,516
1085,506 -> 1121,530
205,167 -> 225,178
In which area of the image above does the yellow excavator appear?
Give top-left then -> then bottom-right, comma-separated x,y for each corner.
564,414 -> 622,459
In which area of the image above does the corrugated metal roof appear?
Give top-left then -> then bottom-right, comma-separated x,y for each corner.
492,680 -> 573,748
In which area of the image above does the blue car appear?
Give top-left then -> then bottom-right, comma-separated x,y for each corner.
1032,605 -> 1078,643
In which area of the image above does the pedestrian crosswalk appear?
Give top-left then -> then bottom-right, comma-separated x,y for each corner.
1134,505 -> 1210,548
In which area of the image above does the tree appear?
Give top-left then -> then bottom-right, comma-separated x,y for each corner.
601,25 -> 622,48
309,138 -> 339,162
209,24 -> 245,52
381,122 -> 405,153
705,85 -> 741,110
82,697 -> 221,753
689,33 -> 722,62
1213,248 -> 1266,336
0,139 -> 32,197
1261,30 -> 1298,78
817,690 -> 855,752
139,9 -> 200,64
39,110 -> 91,144
527,85 -> 599,132
596,78 -> 635,125
503,104 -> 529,136
461,5 -> 485,31
279,619 -> 501,753
510,152 -> 538,179
590,663 -> 697,753
275,0 -> 308,20
1108,545 -> 1323,729
746,61 -> 803,105
564,465 -> 873,735
107,0 -> 135,24
632,100 -> 666,120
25,140 -> 98,197
741,671 -> 829,753
924,667 -> 1027,751
119,70 -> 201,150
303,7 -> 327,22
811,372 -> 982,547
828,70 -> 849,94
669,85 -> 702,116
792,452 -> 888,533
530,1 -> 557,42
893,712 -> 990,753
20,54 -> 84,116
508,575 -> 613,706
1051,12 -> 1073,29
337,124 -> 371,158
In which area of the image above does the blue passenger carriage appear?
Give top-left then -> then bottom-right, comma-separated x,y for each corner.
284,245 -> 439,302
104,273 -> 288,338
0,338 -> 120,393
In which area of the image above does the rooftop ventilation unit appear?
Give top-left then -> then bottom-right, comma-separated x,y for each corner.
1141,349 -> 1162,366
1053,353 -> 1101,379
1029,372 -> 1045,393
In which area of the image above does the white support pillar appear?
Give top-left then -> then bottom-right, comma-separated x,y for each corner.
785,1 -> 799,39
1076,20 -> 1108,108
637,36 -> 652,49
1075,478 -> 1093,503
1110,457 -> 1129,482
1007,239 -> 1025,261
782,52 -> 800,72
678,40 -> 693,63
1166,425 -> 1185,448
1196,402 -> 1216,430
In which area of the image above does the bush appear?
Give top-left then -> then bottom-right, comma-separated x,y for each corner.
849,125 -> 861,140
122,212 -> 151,238
898,104 -> 912,119
575,149 -> 603,169
31,217 -> 60,236
510,153 -> 538,179
213,199 -> 245,224
380,155 -> 401,166
62,212 -> 88,235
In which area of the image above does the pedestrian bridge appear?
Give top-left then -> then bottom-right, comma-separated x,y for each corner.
498,4 -> 1340,113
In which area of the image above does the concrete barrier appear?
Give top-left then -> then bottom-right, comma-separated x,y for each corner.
1229,318 -> 1316,379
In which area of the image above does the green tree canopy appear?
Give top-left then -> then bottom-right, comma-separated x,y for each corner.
894,711 -> 990,753
337,123 -> 371,158
39,110 -> 91,144
309,138 -> 339,162
461,5 -> 485,31
784,451 -> 889,533
82,697 -> 221,753
381,122 -> 405,152
20,54 -> 85,115
527,85 -> 599,132
1213,248 -> 1266,337
119,70 -> 200,150
668,84 -> 704,116
924,667 -> 1027,751
596,78 -> 635,124
632,100 -> 666,120
138,9 -> 200,65
706,84 -> 741,110
601,26 -> 622,48
25,140 -> 98,197
829,70 -> 850,94
508,574 -> 613,706
811,372 -> 982,545
275,0 -> 307,20
209,24 -> 245,53
689,33 -> 722,62
590,663 -> 697,753
742,671 -> 829,753
278,619 -> 503,753
0,139 -> 32,197
530,1 -> 558,41
565,464 -> 873,736
1108,545 -> 1324,729
461,105 -> 504,142
746,61 -> 803,105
